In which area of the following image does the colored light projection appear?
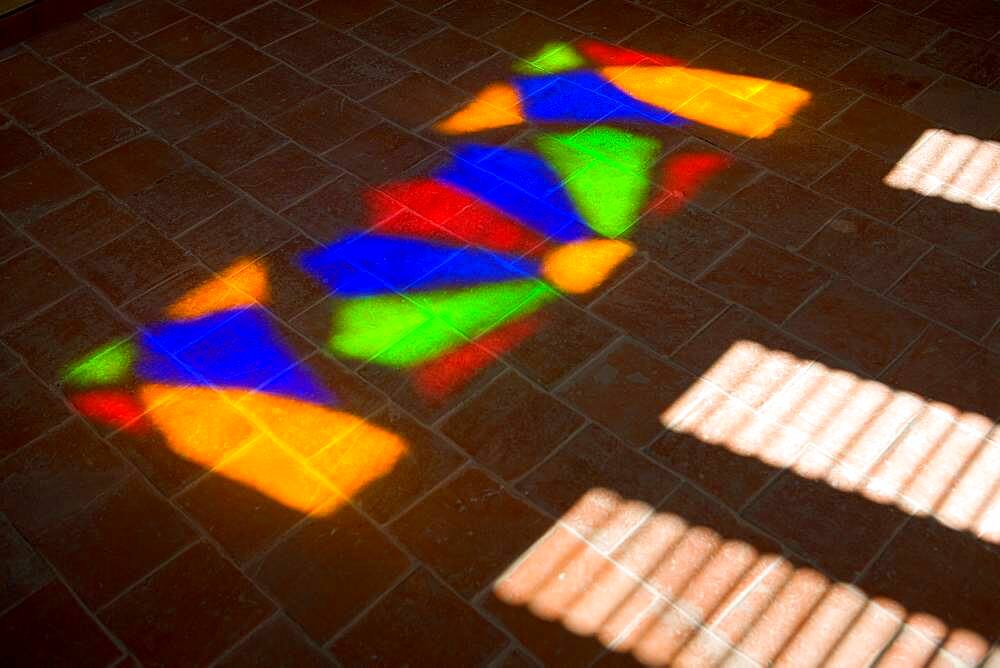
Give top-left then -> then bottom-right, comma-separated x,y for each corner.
63,260 -> 407,514
437,39 -> 811,139
299,41 -> 798,403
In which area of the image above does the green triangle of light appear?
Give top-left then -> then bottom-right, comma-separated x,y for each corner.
512,42 -> 586,75
536,127 -> 661,238
61,339 -> 136,387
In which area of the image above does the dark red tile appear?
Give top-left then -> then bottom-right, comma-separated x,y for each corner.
0,418 -> 131,537
787,277 -> 926,374
441,371 -> 582,479
801,210 -> 930,291
273,91 -> 376,153
366,72 -> 465,129
81,137 -> 185,197
27,192 -> 137,260
906,76 -> 1000,138
0,125 -> 44,176
254,505 -> 409,641
832,48 -> 939,105
897,196 -> 1000,265
485,12 -> 580,58
353,5 -> 440,53
391,468 -> 548,598
0,582 -> 121,667
813,149 -> 922,222
689,40 -> 788,79
177,199 -> 295,269
282,172 -> 368,238
304,0 -> 392,30
181,39 -> 276,91
562,0 -> 657,41
0,52 -> 60,102
136,85 -> 234,142
3,77 -> 100,131
745,121 -> 852,184
559,340 -> 695,447
890,249 -> 1000,339
28,17 -> 107,58
717,174 -> 842,247
919,0 -> 1000,39
633,206 -> 743,279
645,0 -> 732,23
74,224 -> 192,304
772,0 -> 875,30
0,220 -> 31,263
700,0 -> 795,49
36,476 -> 195,609
314,45 -> 413,100
698,237 -> 831,323
266,22 -> 360,72
0,247 -> 79,326
401,28 -> 495,81
227,2 -> 312,46
229,144 -> 337,211
0,155 -> 91,222
4,289 -> 131,383
138,16 -> 229,65
101,542 -> 274,665
178,110 -> 284,174
917,31 -> 1000,87
433,0 -> 524,37
0,514 -> 52,611
0,366 -> 72,457
746,469 -> 907,581
326,123 -> 437,183
332,568 -> 507,665
93,58 -> 189,111
844,4 -> 946,57
125,166 -> 236,237
43,106 -> 145,163
594,263 -> 726,355
53,33 -> 145,83
174,0 -> 268,23
217,616 -> 334,667
225,64 -> 325,118
779,67 -> 864,128
761,21 -> 865,74
99,0 -> 188,40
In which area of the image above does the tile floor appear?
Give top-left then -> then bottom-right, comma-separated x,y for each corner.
1,0 -> 999,666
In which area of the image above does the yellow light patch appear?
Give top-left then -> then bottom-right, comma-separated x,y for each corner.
166,258 -> 269,320
436,82 -> 525,135
310,418 -> 409,502
541,239 -> 635,294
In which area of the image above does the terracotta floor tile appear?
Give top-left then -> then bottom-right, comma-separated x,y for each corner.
649,0 -> 732,24
266,23 -> 361,73
845,4 -> 947,57
0,248 -> 79,326
401,27 -> 495,81
43,106 -> 145,163
138,16 -> 229,65
176,199 -> 294,269
772,0 -> 875,30
622,17 -> 718,63
0,52 -> 59,102
217,616 -> 334,667
698,237 -> 831,323
689,40 -> 788,80
366,71 -> 466,130
74,224 -> 191,304
0,366 -> 72,456
226,64 -> 326,119
178,111 -> 285,175
0,581 -> 121,667
102,542 -> 273,665
99,0 -> 188,41
0,221 -> 31,264
898,196 -> 1000,266
53,33 -> 145,84
174,0 -> 268,23
824,96 -> 933,163
0,418 -> 131,538
907,75 -> 1000,138
562,0 -> 656,41
779,67 -> 864,128
353,5 -> 441,54
559,340 -> 695,447
93,58 -> 189,111
182,40 -> 276,92
716,174 -> 841,247
485,12 -> 580,58
25,193 -> 131,261
0,155 -> 91,222
433,0 -> 524,37
787,277 -> 927,375
700,1 -> 795,50
919,0 -> 1000,38
226,2 -> 312,47
36,475 -> 195,609
229,144 -> 338,212
917,30 -> 1000,87
81,136 -> 185,197
315,45 -> 413,101
135,84 -> 234,142
0,126 -> 44,177
0,513 -> 52,611
630,206 -> 745,279
594,263 -> 726,356
891,249 -> 1000,339
326,122 -> 437,183
813,148 -> 922,223
273,91 -> 377,154
333,568 -> 507,665
761,21 -> 864,75
254,504 -> 409,641
125,165 -> 236,237
28,17 -> 107,58
3,77 -> 100,132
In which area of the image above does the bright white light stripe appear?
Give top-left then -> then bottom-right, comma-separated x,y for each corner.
883,129 -> 1000,212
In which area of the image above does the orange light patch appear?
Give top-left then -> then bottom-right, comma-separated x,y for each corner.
166,258 -> 268,320
309,417 -> 409,503
436,82 -> 525,135
541,239 -> 635,294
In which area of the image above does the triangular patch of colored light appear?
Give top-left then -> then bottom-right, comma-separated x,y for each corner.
541,239 -> 635,293
166,258 -> 268,320
62,339 -> 136,387
513,41 -> 587,75
652,151 -> 732,214
436,82 -> 525,135
536,128 -> 660,237
514,72 -> 686,125
138,309 -> 335,405
70,389 -> 150,434
577,40 -> 684,67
